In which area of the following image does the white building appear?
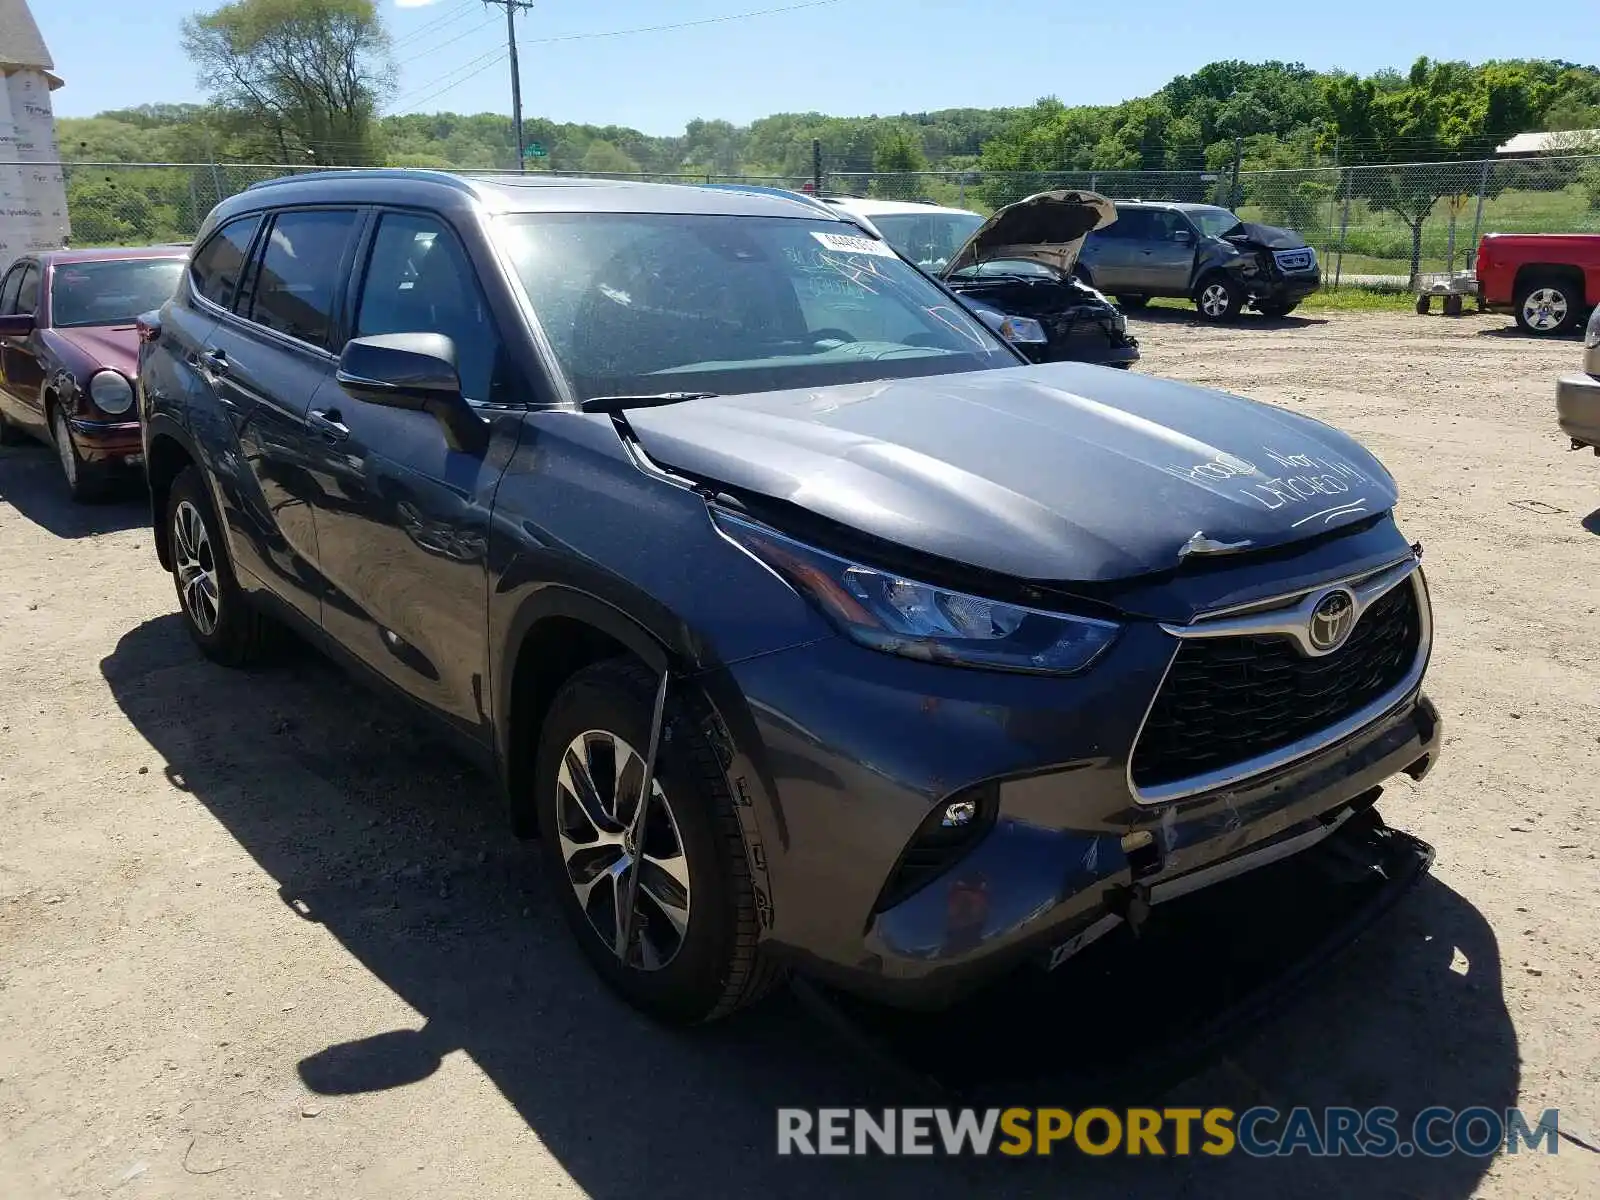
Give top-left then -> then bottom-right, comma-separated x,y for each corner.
0,0 -> 69,270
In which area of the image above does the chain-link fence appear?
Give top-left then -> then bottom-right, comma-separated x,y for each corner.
39,153 -> 1600,290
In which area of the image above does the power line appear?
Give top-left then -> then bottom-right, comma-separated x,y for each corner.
518,0 -> 841,46
391,0 -> 479,47
396,12 -> 501,65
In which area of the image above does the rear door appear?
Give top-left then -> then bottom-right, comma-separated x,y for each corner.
1080,210 -> 1145,292
302,208 -> 520,737
199,207 -> 365,625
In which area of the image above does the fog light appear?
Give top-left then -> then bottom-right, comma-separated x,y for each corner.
942,799 -> 978,828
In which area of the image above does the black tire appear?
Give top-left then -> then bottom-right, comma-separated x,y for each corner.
0,404 -> 25,446
535,658 -> 781,1024
1416,295 -> 1431,315
1194,274 -> 1244,322
1258,300 -> 1299,318
165,466 -> 270,667
1117,295 -> 1150,309
1514,278 -> 1579,335
49,404 -> 108,502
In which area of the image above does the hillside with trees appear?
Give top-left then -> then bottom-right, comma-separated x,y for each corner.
48,0 -> 1600,260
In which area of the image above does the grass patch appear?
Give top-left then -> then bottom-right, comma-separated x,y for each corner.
1144,289 -> 1421,315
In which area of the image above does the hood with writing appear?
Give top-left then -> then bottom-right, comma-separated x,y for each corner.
626,361 -> 1397,585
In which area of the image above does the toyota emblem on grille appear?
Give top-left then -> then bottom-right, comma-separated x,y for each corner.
1308,587 -> 1357,652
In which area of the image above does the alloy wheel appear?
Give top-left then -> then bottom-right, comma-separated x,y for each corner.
52,409 -> 77,488
172,499 -> 221,636
555,729 -> 691,971
1522,288 -> 1568,332
1199,283 -> 1231,318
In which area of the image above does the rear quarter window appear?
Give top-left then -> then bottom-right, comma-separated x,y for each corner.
190,215 -> 262,310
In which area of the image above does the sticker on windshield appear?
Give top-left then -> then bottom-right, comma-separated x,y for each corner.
811,231 -> 897,258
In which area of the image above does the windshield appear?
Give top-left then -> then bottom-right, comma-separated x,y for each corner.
1186,207 -> 1244,239
861,211 -> 985,272
50,258 -> 185,328
495,213 -> 1013,400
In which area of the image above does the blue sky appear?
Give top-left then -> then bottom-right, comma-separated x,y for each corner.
35,0 -> 1600,134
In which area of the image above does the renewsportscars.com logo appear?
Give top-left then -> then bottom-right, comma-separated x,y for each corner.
776,1106 -> 1564,1158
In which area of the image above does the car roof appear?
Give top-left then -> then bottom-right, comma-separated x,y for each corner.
823,196 -> 980,219
1114,200 -> 1230,213
30,246 -> 189,266
209,169 -> 852,229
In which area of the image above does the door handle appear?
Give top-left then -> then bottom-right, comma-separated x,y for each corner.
202,347 -> 231,376
308,407 -> 350,441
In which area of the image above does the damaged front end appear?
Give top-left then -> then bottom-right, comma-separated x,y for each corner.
1212,220 -> 1322,312
941,190 -> 1141,368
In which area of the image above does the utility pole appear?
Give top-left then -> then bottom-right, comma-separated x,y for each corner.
482,1 -> 535,172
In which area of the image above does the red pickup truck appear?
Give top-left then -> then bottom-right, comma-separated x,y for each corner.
1476,233 -> 1600,335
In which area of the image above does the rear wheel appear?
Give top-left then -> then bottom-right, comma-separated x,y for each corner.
50,405 -> 107,502
166,466 -> 269,667
1515,280 -> 1577,335
535,658 -> 781,1023
1194,275 -> 1243,322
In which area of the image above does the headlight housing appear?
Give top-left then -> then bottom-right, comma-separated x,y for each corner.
88,370 -> 134,415
1585,303 -> 1600,350
714,511 -> 1119,674
967,302 -> 1049,346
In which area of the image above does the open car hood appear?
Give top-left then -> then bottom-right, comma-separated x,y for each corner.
942,190 -> 1117,279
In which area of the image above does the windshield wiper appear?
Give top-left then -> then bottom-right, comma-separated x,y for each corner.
580,391 -> 719,414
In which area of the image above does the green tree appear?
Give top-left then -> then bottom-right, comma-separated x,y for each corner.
580,140 -> 641,176
181,0 -> 393,165
1322,58 -> 1536,279
872,125 -> 927,199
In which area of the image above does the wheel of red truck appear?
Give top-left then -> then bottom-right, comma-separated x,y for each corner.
534,658 -> 781,1024
1194,275 -> 1243,321
1515,281 -> 1574,335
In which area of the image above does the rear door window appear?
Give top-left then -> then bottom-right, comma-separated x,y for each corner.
246,209 -> 360,349
1111,209 -> 1155,240
190,215 -> 262,310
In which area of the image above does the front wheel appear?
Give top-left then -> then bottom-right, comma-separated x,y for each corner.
166,466 -> 270,667
50,406 -> 107,502
535,659 -> 781,1023
1194,275 -> 1243,322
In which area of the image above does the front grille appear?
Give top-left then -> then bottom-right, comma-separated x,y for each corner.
1130,579 -> 1422,791
1273,248 -> 1316,273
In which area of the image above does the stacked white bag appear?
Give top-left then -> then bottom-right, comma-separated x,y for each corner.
0,0 -> 69,272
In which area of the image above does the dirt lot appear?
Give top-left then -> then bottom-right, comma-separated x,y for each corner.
2,309 -> 1598,1199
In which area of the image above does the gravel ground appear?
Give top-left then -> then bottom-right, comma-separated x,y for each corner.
1,308 -> 1597,1199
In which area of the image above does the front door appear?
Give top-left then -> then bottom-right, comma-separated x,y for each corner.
304,209 -> 520,742
1131,209 -> 1199,293
0,262 -> 46,431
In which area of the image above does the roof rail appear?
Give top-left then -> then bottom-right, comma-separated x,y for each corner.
244,168 -> 478,195
698,181 -> 838,216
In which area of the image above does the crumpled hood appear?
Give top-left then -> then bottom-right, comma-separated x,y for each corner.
50,324 -> 138,378
1223,222 -> 1308,251
625,362 -> 1396,584
943,190 -> 1117,280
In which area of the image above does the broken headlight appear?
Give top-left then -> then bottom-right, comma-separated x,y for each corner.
714,511 -> 1119,674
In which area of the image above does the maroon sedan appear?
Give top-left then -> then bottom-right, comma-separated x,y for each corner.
0,246 -> 188,501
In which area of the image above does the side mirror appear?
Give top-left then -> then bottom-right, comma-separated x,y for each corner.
0,313 -> 35,337
1173,228 -> 1194,245
336,333 -> 487,454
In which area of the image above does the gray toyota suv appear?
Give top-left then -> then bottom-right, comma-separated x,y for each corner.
137,170 -> 1440,1025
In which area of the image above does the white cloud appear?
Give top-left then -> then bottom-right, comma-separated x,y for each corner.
394,0 -> 445,8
